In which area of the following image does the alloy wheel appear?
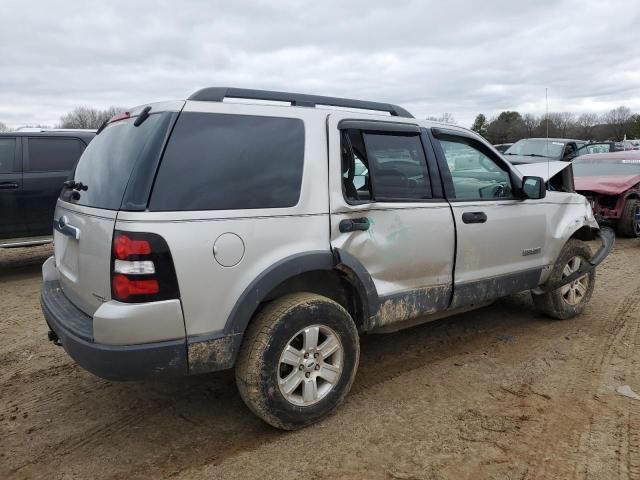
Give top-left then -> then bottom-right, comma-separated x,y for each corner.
277,325 -> 344,406
560,256 -> 590,306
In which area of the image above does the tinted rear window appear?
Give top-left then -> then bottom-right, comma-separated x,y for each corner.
27,137 -> 85,172
149,113 -> 305,211
61,113 -> 173,210
0,138 -> 16,173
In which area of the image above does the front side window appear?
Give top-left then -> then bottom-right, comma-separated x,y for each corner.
576,143 -> 611,156
27,137 -> 84,172
438,137 -> 513,200
342,129 -> 431,202
150,113 -> 305,211
0,138 -> 16,173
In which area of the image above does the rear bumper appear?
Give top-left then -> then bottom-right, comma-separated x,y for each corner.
40,256 -> 242,380
40,261 -> 188,381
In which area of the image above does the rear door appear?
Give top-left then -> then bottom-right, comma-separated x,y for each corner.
23,136 -> 86,236
0,136 -> 26,239
430,129 -> 548,308
329,115 -> 456,325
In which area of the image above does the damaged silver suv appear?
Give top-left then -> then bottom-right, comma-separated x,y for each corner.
41,87 -> 614,430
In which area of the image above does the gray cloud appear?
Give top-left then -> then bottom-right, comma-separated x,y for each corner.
1,0 -> 638,128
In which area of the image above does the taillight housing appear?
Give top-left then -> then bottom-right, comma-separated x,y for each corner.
110,231 -> 180,303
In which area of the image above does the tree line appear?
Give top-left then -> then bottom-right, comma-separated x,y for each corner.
469,106 -> 640,144
3,105 -> 640,142
0,106 -> 126,132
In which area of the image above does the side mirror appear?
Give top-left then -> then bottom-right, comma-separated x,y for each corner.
522,176 -> 546,200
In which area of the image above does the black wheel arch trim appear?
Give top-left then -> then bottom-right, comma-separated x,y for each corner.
187,249 -> 380,373
221,249 -> 379,338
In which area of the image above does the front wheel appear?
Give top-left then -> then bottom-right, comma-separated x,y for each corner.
235,293 -> 360,430
617,199 -> 640,238
532,239 -> 596,320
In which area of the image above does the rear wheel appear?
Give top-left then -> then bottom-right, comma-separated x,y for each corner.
617,199 -> 640,238
235,293 -> 360,430
532,240 -> 595,320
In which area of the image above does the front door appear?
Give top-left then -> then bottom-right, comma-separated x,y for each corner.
328,115 -> 456,328
23,136 -> 86,236
430,130 -> 548,308
0,136 -> 26,239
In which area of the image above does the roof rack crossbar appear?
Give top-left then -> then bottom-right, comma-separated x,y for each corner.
188,87 -> 413,118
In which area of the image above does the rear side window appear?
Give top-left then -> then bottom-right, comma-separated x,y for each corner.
26,137 -> 84,172
150,113 -> 305,211
0,138 -> 16,173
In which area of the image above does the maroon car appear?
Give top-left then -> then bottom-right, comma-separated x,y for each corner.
574,151 -> 640,237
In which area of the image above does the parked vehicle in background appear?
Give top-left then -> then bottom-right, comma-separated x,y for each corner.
41,87 -> 613,430
576,142 -> 616,156
503,138 -> 582,164
493,143 -> 513,153
0,129 -> 95,247
574,150 -> 640,237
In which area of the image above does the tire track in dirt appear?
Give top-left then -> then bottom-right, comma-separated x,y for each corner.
526,277 -> 640,480
9,391 -> 179,475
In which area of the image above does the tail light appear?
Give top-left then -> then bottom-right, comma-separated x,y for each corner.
110,231 -> 180,303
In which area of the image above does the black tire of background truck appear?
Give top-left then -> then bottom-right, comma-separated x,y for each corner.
532,239 -> 596,320
235,292 -> 360,430
616,198 -> 640,238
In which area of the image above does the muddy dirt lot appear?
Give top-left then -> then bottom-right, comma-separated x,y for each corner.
2,240 -> 640,479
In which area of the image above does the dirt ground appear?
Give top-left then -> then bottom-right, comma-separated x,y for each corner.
2,240 -> 640,480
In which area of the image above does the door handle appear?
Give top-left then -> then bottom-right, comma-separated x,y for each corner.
462,211 -> 487,224
0,182 -> 19,190
339,217 -> 370,233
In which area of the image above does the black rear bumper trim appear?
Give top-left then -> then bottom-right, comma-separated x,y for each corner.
41,279 -> 187,381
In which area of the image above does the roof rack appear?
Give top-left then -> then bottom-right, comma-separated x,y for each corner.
15,127 -> 97,133
188,87 -> 414,118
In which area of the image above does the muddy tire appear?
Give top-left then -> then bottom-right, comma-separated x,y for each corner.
235,293 -> 360,430
532,239 -> 596,320
616,199 -> 640,238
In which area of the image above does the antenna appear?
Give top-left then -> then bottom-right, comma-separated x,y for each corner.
546,87 -> 550,181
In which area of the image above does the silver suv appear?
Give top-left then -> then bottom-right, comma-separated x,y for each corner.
41,87 -> 613,430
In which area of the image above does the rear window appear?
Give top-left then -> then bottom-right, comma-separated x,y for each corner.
27,137 -> 85,172
149,113 -> 305,211
61,113 -> 174,210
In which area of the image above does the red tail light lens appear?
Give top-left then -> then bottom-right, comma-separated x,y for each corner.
110,231 -> 180,303
112,274 -> 159,299
114,234 -> 152,260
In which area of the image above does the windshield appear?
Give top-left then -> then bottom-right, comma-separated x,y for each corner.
60,112 -> 173,210
504,139 -> 565,159
573,158 -> 640,177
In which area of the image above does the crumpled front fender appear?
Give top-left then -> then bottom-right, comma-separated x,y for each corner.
535,226 -> 615,293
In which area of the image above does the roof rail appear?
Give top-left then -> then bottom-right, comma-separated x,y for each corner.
15,127 -> 97,133
188,87 -> 414,118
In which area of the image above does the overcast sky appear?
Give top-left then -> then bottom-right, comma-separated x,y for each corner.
1,0 -> 639,128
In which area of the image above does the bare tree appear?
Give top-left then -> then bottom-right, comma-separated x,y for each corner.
58,106 -> 126,129
0,121 -> 10,132
576,113 -> 599,140
426,112 -> 457,124
547,112 -> 575,138
522,113 -> 538,137
602,106 -> 633,140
